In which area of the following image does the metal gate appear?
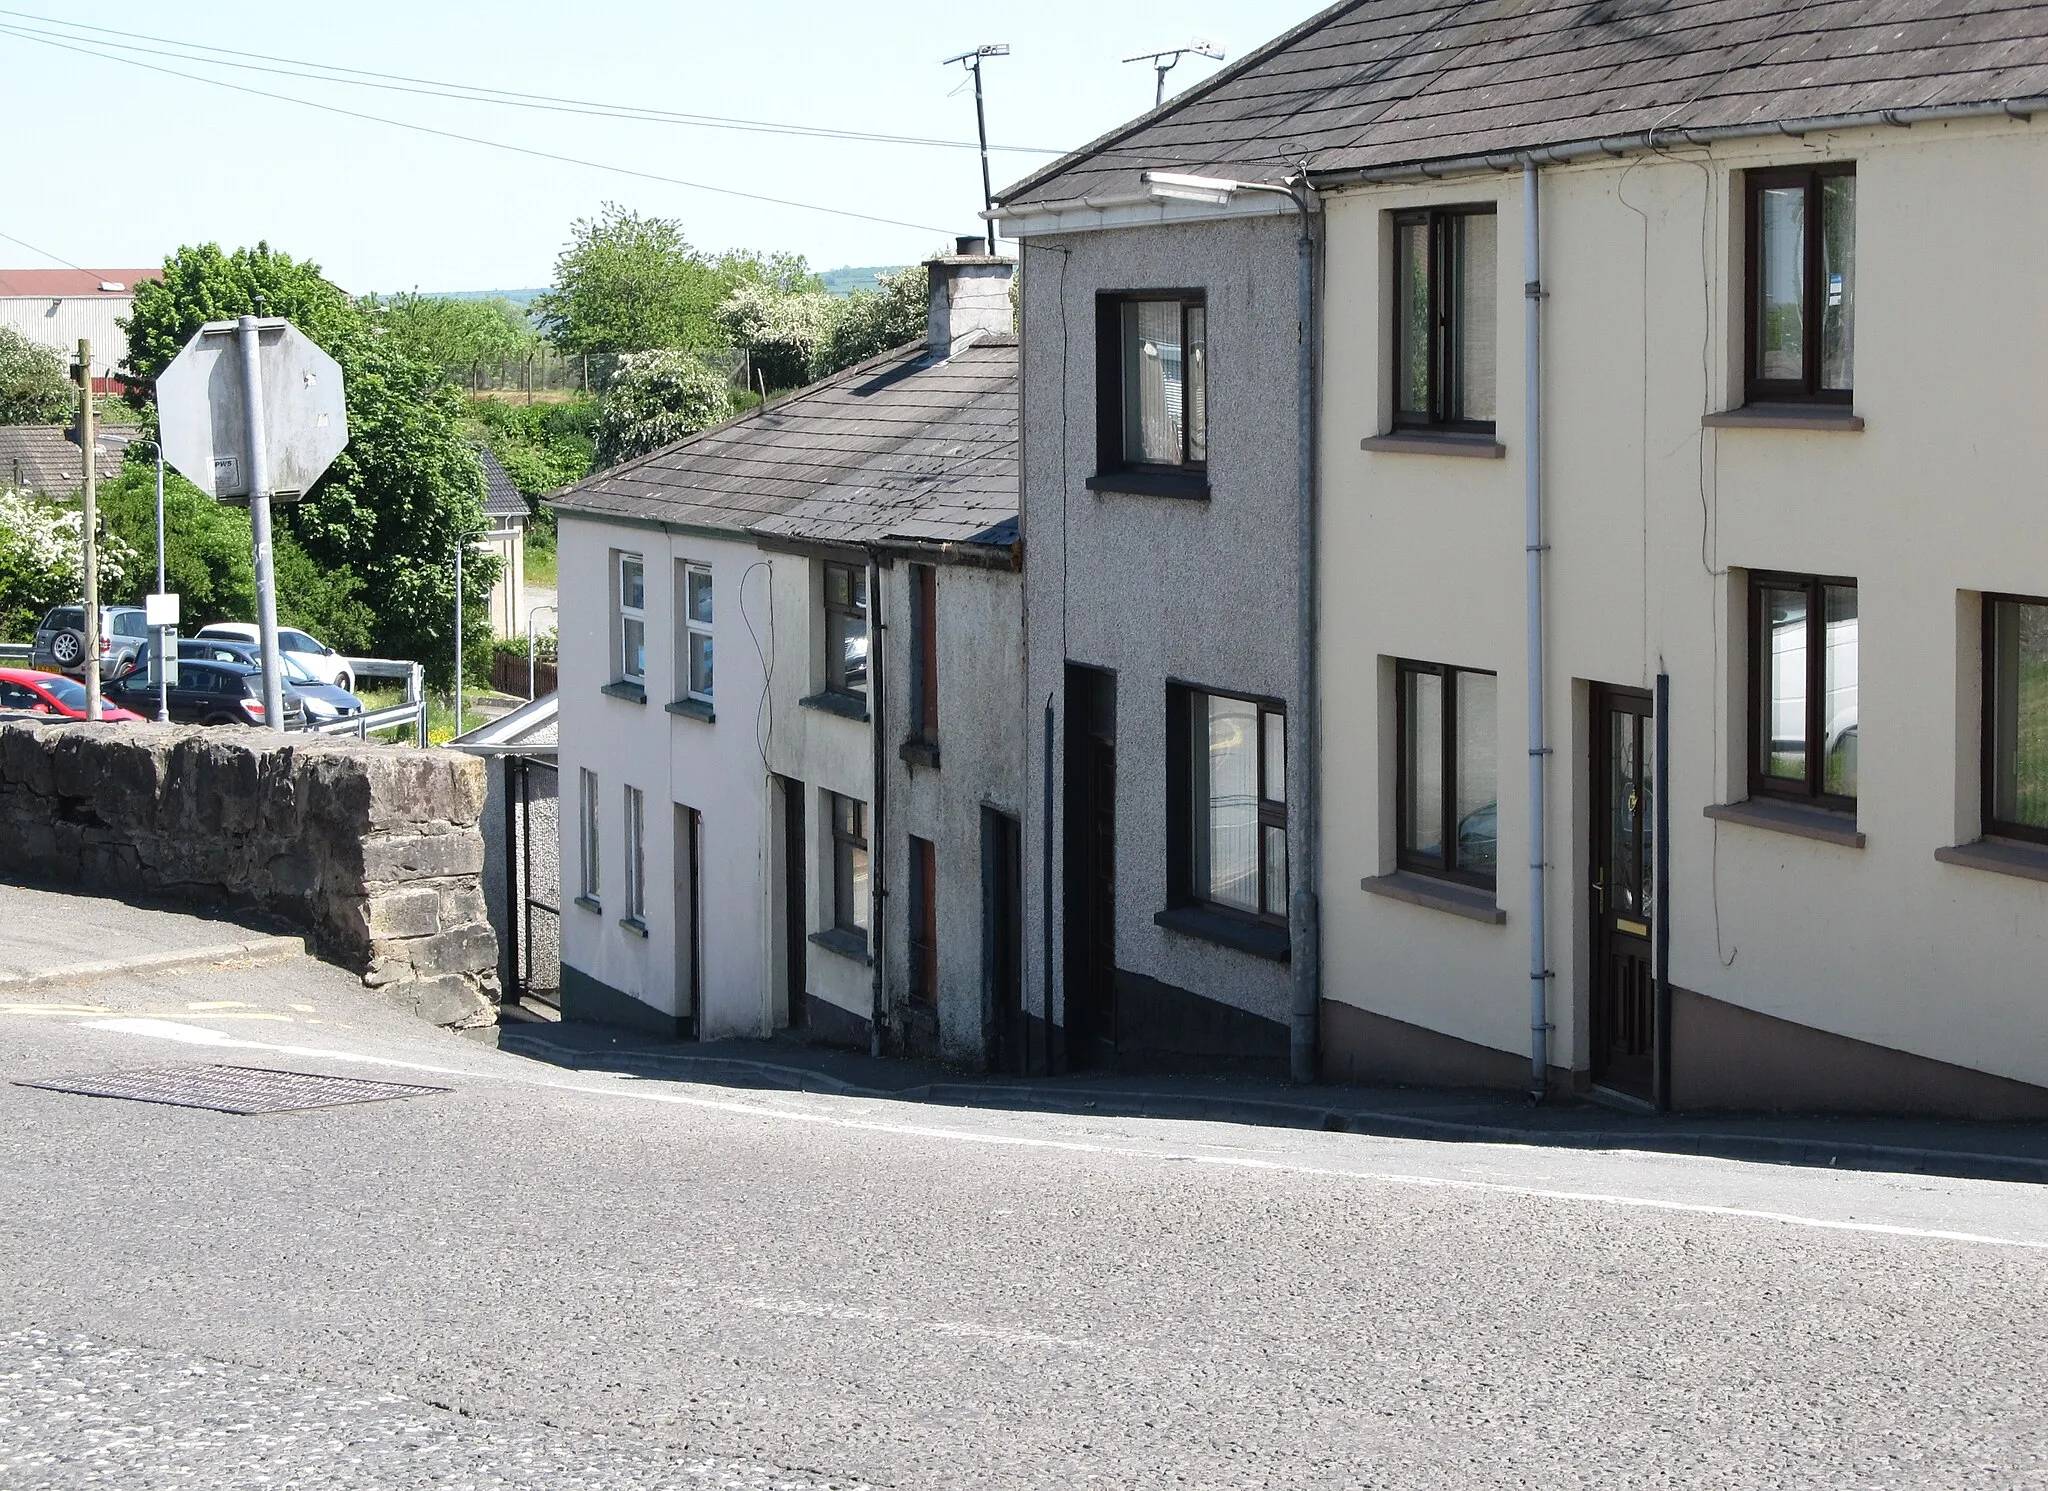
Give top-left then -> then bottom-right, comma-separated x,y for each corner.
504,754 -> 561,1006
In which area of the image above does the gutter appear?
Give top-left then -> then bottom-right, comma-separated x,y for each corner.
867,546 -> 888,1059
1307,96 -> 2048,189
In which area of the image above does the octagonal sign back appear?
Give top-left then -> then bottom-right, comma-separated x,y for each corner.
156,318 -> 348,504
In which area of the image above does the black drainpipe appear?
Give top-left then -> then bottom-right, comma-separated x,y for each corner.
868,547 -> 888,1058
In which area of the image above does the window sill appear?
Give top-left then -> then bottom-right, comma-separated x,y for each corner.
800,690 -> 870,723
809,927 -> 872,966
1084,469 -> 1210,502
1702,405 -> 1864,433
1154,904 -> 1290,963
1360,432 -> 1505,459
573,894 -> 603,915
619,915 -> 648,938
1934,837 -> 2048,885
899,737 -> 941,770
1360,872 -> 1504,925
1704,797 -> 1864,847
600,680 -> 647,704
666,697 -> 715,723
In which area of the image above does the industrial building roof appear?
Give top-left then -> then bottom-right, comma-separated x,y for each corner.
0,268 -> 160,297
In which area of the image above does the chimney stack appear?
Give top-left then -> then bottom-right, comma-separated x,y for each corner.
925,238 -> 1014,357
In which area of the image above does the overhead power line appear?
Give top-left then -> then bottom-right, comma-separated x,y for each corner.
0,8 -> 1067,156
0,226 -> 95,274
0,23 -> 964,238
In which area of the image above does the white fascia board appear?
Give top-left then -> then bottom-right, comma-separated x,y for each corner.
993,189 -> 1293,239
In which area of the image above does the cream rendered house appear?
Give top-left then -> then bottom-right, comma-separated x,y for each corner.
549,249 -> 1024,1061
1001,0 -> 2048,1116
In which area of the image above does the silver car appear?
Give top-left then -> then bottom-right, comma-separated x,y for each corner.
33,604 -> 149,679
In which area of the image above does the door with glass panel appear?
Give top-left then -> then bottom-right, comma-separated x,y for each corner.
1590,687 -> 1655,1102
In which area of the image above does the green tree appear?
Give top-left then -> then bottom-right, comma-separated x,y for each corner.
365,292 -> 537,372
0,488 -> 136,639
717,281 -> 839,395
0,326 -> 75,425
97,464 -> 254,623
120,242 -> 496,682
533,204 -> 729,356
809,264 -> 929,380
712,248 -> 824,296
593,352 -> 734,468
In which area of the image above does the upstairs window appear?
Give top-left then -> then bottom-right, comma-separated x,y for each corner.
615,552 -> 646,685
909,564 -> 939,742
1751,573 -> 1858,807
680,561 -> 713,704
1984,595 -> 2048,843
1746,165 -> 1856,404
824,562 -> 868,697
1393,206 -> 1497,433
1095,293 -> 1207,491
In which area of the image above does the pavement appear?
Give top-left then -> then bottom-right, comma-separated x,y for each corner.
5,882 -> 2048,1487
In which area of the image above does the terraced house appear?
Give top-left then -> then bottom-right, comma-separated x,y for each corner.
998,0 -> 2048,1115
549,247 -> 1024,1063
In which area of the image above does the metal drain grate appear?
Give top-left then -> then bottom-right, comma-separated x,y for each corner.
15,1064 -> 451,1115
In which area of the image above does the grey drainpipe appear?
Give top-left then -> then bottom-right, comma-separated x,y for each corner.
1283,176 -> 1321,1087
867,546 -> 888,1058
1522,158 -> 1552,1101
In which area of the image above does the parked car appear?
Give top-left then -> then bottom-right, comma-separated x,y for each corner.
0,667 -> 144,722
103,659 -> 306,730
194,622 -> 354,692
120,638 -> 362,723
33,604 -> 149,679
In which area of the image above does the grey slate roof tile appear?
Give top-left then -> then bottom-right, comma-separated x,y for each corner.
552,337 -> 1017,557
1002,0 -> 2048,206
0,425 -> 125,497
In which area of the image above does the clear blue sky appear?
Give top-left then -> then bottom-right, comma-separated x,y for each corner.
0,2 -> 1321,294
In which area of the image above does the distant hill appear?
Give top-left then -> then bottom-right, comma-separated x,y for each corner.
406,288 -> 548,306
818,265 -> 906,297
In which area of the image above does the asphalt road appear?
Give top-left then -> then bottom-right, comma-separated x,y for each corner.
3,937 -> 2046,1487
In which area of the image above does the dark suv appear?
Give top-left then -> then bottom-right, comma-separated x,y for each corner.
103,659 -> 307,730
33,605 -> 149,679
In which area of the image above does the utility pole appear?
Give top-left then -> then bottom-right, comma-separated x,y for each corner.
453,534 -> 465,738
236,315 -> 286,730
1123,39 -> 1225,109
945,44 -> 1009,251
76,339 -> 101,721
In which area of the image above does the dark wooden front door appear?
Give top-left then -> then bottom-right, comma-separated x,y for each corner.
1063,664 -> 1117,1071
981,807 -> 1024,1075
779,775 -> 807,1032
1590,687 -> 1656,1101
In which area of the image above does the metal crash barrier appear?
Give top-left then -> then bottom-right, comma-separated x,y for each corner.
312,657 -> 430,747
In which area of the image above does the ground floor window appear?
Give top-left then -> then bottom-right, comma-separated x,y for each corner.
1985,594 -> 2048,842
1396,660 -> 1498,887
1751,572 -> 1858,807
829,792 -> 870,936
1169,686 -> 1287,923
578,767 -> 600,904
623,784 -> 645,924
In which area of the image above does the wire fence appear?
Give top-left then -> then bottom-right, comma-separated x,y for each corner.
450,348 -> 751,399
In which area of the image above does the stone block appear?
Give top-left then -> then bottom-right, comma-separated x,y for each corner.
410,974 -> 496,1028
366,886 -> 442,939
402,921 -> 499,977
360,833 -> 486,883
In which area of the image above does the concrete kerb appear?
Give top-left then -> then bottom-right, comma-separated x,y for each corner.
0,935 -> 306,995
493,1035 -> 2048,1186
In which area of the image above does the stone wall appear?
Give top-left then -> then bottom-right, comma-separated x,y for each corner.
0,720 -> 499,1027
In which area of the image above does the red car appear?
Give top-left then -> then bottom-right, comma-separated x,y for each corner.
0,667 -> 144,722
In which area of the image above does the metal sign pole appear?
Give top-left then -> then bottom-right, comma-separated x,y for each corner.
154,443 -> 169,723
453,537 -> 464,738
78,338 -> 102,721
237,315 -> 285,729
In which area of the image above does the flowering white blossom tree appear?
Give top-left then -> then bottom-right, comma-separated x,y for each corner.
0,488 -> 138,640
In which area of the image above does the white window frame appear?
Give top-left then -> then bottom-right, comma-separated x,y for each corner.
616,551 -> 646,686
623,784 -> 646,924
682,560 -> 713,704
578,768 -> 601,905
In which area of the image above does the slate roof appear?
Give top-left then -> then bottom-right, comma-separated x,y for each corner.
551,336 -> 1017,556
480,446 -> 527,518
0,425 -> 126,496
1001,0 -> 2048,205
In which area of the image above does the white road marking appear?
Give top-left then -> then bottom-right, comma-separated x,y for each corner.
72,1017 -> 2048,1253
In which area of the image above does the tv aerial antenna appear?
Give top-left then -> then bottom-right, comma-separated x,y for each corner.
945,44 -> 1010,249
1123,39 -> 1225,109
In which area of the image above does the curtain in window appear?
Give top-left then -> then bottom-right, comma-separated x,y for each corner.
1451,213 -> 1497,423
1758,187 -> 1806,383
1204,694 -> 1260,911
1123,301 -> 1185,463
1821,175 -> 1856,392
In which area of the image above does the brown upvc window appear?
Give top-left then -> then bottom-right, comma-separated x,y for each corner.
909,564 -> 938,741
1396,661 -> 1499,888
908,834 -> 938,1003
1392,206 -> 1498,433
1745,165 -> 1857,405
1984,595 -> 2048,844
1750,573 -> 1859,808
